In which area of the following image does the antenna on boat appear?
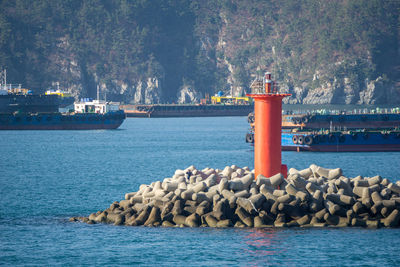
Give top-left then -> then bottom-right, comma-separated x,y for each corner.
1,69 -> 6,90
97,85 -> 100,101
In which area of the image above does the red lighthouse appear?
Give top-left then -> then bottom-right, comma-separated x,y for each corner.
247,72 -> 291,179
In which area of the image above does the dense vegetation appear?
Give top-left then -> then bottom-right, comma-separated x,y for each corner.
0,0 -> 398,103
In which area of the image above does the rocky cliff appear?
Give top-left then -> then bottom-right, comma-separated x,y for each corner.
0,0 -> 399,104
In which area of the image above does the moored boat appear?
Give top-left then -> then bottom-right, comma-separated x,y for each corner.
282,129 -> 400,152
0,98 -> 125,130
121,94 -> 254,117
0,110 -> 125,130
245,106 -> 400,152
0,74 -> 125,130
0,70 -> 75,113
122,103 -> 253,117
246,129 -> 400,152
285,112 -> 400,129
247,110 -> 400,129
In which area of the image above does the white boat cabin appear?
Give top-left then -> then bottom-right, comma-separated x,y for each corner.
74,99 -> 120,114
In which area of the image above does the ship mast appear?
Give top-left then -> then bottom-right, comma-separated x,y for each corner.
0,69 -> 6,90
97,85 -> 100,101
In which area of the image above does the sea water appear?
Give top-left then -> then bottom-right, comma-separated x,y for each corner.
0,117 -> 399,266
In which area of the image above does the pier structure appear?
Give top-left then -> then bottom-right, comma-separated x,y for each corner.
247,72 -> 291,179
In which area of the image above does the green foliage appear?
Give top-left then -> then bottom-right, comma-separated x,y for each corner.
0,0 -> 398,101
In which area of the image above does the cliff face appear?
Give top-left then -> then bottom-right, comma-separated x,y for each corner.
206,1 -> 400,105
1,0 -> 399,104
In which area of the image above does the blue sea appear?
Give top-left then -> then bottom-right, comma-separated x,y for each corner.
1,117 -> 400,266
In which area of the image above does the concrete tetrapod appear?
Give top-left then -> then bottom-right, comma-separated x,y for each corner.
71,165 -> 400,229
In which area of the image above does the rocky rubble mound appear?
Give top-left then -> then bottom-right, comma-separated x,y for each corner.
71,165 -> 400,228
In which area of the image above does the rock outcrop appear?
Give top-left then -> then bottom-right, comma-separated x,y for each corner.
133,78 -> 162,104
176,86 -> 202,104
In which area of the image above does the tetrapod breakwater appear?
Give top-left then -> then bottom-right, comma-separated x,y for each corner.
71,164 -> 400,228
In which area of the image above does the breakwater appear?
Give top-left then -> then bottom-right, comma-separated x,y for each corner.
72,164 -> 400,228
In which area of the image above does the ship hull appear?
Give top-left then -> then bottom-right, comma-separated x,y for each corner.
285,113 -> 400,129
0,123 -> 123,130
0,111 -> 125,130
0,94 -> 74,113
282,144 -> 400,152
246,131 -> 400,152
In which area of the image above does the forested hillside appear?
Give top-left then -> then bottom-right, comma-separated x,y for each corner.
0,0 -> 399,104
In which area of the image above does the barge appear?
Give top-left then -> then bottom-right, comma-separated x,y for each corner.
0,110 -> 125,130
122,103 -> 253,118
282,130 -> 400,152
122,93 -> 254,117
246,130 -> 400,152
247,111 -> 400,129
0,73 -> 125,130
243,69 -> 400,152
286,112 -> 400,129
1,70 -> 74,113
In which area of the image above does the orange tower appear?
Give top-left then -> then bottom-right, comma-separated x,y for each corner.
247,72 -> 291,179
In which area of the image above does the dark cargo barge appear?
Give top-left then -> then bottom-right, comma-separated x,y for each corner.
281,130 -> 400,152
246,111 -> 400,129
0,93 -> 74,113
0,71 -> 125,130
245,129 -> 400,152
0,111 -> 125,130
122,104 -> 254,118
246,105 -> 400,151
285,113 -> 400,129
